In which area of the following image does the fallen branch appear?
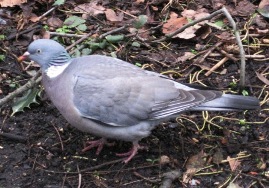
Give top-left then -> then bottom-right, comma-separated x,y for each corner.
151,7 -> 246,87
0,71 -> 42,106
160,169 -> 182,188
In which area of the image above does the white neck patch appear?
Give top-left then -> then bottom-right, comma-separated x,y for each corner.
45,63 -> 69,78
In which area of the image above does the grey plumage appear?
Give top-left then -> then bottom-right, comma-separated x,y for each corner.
20,39 -> 260,163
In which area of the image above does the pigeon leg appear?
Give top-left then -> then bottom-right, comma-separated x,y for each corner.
82,138 -> 114,155
116,141 -> 144,163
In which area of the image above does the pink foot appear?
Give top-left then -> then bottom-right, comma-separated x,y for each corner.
116,142 -> 144,163
82,138 -> 114,155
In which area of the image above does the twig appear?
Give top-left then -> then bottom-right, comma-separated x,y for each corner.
0,132 -> 27,142
151,9 -> 223,43
133,171 -> 160,183
160,169 -> 182,188
0,70 -> 42,106
77,165 -> 82,188
221,7 -> 246,87
38,7 -> 56,20
51,122 -> 64,151
6,25 -> 42,40
193,42 -> 223,64
49,32 -> 85,38
66,32 -> 93,51
151,7 -> 246,86
44,158 -> 124,174
216,47 -> 238,61
99,25 -> 127,39
205,57 -> 229,76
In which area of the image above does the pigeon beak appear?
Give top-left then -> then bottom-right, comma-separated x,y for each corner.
17,51 -> 30,62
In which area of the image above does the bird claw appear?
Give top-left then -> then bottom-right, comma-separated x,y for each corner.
82,138 -> 114,155
116,144 -> 145,163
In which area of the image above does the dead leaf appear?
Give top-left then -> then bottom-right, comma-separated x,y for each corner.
46,17 -> 63,28
135,0 -> 144,4
236,0 -> 256,17
227,156 -> 241,171
176,26 -> 198,39
255,71 -> 269,85
105,9 -> 123,22
227,182 -> 242,188
182,167 -> 197,183
0,0 -> 27,7
200,25 -> 211,39
159,155 -> 170,165
185,150 -> 207,169
74,1 -> 105,16
167,9 -> 210,39
29,14 -> 39,22
212,148 -> 223,165
162,12 -> 188,34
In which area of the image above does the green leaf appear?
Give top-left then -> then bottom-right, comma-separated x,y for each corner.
82,48 -> 92,55
0,54 -> 5,61
132,41 -> 140,47
53,0 -> 65,6
135,62 -> 142,67
242,90 -> 249,96
239,119 -> 246,125
11,87 -> 41,116
110,51 -> 117,58
133,15 -> 148,29
105,35 -> 124,43
64,16 -> 86,28
258,6 -> 269,18
77,24 -> 87,31
0,35 -> 5,40
214,20 -> 224,28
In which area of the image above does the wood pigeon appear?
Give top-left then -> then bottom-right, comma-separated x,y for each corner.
18,39 -> 260,163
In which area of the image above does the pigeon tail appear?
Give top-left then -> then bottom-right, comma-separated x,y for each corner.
192,94 -> 260,111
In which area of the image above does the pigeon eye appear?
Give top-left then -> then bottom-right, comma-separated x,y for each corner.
36,49 -> 42,53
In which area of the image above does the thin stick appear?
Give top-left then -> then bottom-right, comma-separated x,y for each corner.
221,7 -> 246,87
0,71 -> 42,106
205,57 -> 229,76
38,7 -> 56,20
49,32 -> 85,38
151,9 -> 223,43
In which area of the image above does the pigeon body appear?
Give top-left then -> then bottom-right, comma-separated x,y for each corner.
19,39 -> 260,163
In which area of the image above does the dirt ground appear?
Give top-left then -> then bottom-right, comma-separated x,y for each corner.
0,0 -> 269,187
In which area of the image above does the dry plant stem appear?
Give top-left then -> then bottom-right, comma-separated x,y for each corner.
38,7 -> 56,20
152,7 -> 246,86
66,32 -> 93,51
99,25 -> 127,39
208,53 -> 265,59
6,25 -> 42,40
205,57 -> 229,76
0,132 -> 27,142
216,47 -> 238,61
49,32 -> 85,38
194,42 -> 223,64
221,7 -> 246,87
160,169 -> 182,188
0,70 -> 42,106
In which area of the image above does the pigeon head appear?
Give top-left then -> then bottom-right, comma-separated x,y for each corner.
18,39 -> 71,71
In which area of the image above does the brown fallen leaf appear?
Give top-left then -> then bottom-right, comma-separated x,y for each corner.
74,1 -> 105,16
46,17 -> 63,28
227,156 -> 241,171
212,148 -> 224,165
162,12 -> 188,34
105,9 -> 123,22
0,0 -> 27,7
255,71 -> 269,85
